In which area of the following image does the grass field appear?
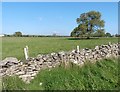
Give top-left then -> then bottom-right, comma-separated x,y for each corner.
0,37 -> 2,60
2,37 -> 118,60
2,57 -> 119,90
1,37 -> 119,90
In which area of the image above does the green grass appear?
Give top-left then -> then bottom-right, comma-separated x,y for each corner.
0,37 -> 2,61
2,57 -> 119,90
2,37 -> 118,60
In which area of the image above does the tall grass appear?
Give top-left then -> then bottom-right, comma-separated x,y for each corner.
2,57 -> 119,90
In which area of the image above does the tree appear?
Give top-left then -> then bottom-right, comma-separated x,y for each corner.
105,32 -> 111,37
70,27 -> 79,37
94,29 -> 105,37
71,11 -> 105,38
115,34 -> 120,37
14,31 -> 22,37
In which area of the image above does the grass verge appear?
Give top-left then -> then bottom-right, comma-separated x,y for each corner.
2,57 -> 120,90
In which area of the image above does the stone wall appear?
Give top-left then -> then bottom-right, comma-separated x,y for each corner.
0,42 -> 120,83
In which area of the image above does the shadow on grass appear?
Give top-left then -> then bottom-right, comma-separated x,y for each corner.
66,37 -> 100,40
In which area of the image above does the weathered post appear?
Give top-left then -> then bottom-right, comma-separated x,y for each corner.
24,46 -> 29,60
26,45 -> 29,57
109,42 -> 111,45
77,45 -> 80,53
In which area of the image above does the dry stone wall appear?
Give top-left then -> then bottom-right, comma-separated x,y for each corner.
0,42 -> 120,83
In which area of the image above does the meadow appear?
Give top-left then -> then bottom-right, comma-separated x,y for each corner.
1,37 -> 119,90
2,37 -> 118,60
2,57 -> 119,90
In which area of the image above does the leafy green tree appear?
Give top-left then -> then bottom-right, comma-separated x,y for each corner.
105,32 -> 111,37
14,31 -> 22,37
71,27 -> 79,37
115,34 -> 120,37
94,29 -> 105,37
71,11 -> 105,38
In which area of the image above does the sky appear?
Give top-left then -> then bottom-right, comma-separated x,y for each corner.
2,0 -> 119,2
2,2 -> 118,36
118,2 -> 120,34
0,2 -> 2,34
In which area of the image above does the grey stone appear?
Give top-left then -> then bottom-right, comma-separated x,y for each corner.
85,48 -> 89,50
51,53 -> 56,56
3,57 -> 19,64
58,51 -> 65,56
16,71 -> 25,75
95,46 -> 99,50
0,57 -> 19,67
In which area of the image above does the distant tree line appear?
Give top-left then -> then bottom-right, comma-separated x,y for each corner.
4,32 -> 120,37
4,31 -> 70,37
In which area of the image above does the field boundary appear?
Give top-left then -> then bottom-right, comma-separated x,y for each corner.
0,42 -> 119,83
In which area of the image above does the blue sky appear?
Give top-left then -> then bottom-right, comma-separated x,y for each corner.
2,0 -> 119,2
2,2 -> 118,35
118,2 -> 120,34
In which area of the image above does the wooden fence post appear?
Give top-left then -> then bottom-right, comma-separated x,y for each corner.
24,46 -> 29,60
77,45 -> 80,53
